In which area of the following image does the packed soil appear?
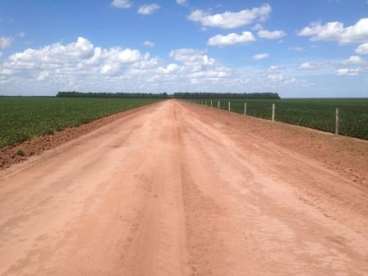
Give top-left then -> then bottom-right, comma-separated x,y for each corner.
0,100 -> 367,275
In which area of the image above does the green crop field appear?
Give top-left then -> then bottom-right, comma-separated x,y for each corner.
0,97 -> 157,148
200,98 -> 368,140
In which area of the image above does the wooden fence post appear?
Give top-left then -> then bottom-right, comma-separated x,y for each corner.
228,101 -> 231,112
217,101 -> 220,109
335,108 -> 339,135
211,100 -> 213,107
244,102 -> 247,116
272,104 -> 276,121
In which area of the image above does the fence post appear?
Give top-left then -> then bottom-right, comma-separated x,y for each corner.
244,102 -> 247,116
272,103 -> 276,121
335,108 -> 339,135
211,100 -> 213,107
217,101 -> 220,109
228,101 -> 231,112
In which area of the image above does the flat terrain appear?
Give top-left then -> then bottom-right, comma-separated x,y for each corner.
0,100 -> 368,275
213,98 -> 368,140
0,97 -> 156,148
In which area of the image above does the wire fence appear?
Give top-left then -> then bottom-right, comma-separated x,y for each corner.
196,99 -> 368,140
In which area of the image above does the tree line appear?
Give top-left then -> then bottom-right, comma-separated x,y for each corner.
57,92 -> 169,98
57,91 -> 280,99
173,92 -> 280,99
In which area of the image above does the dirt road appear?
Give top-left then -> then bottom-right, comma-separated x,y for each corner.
0,100 -> 368,275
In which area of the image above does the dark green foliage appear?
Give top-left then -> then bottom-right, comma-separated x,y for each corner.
174,92 -> 280,99
0,97 -> 157,148
57,91 -> 168,98
57,91 -> 280,100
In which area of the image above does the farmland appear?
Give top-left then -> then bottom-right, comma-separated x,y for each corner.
1,97 -> 367,149
200,98 -> 368,140
0,97 -> 157,148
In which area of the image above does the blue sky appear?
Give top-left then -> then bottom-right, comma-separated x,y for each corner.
0,0 -> 367,97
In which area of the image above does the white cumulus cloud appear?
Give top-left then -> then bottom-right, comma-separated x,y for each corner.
117,48 -> 141,63
343,55 -> 365,65
37,71 -> 49,81
188,4 -> 271,29
0,38 -> 250,94
356,42 -> 368,55
176,0 -> 187,6
257,29 -> 286,40
170,48 -> 215,66
143,40 -> 155,48
111,0 -> 132,9
2,37 -> 153,79
337,68 -> 361,76
158,63 -> 179,74
253,53 -> 269,60
299,62 -> 319,70
208,31 -> 256,47
138,4 -> 160,15
168,48 -> 231,82
298,18 -> 368,44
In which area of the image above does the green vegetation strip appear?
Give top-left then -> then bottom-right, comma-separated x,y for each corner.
200,99 -> 368,140
0,97 -> 158,148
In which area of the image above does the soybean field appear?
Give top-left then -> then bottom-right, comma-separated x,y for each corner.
201,98 -> 368,140
0,97 -> 157,148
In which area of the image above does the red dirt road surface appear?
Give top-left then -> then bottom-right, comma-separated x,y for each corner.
1,100 -> 368,276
